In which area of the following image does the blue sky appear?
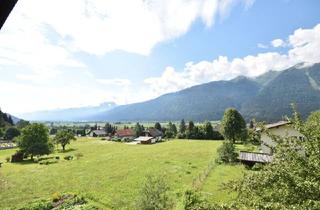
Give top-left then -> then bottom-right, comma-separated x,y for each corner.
0,0 -> 320,115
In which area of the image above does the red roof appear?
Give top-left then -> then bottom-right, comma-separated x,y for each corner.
116,128 -> 135,137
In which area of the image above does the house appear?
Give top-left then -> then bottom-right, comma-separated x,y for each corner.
143,128 -> 163,139
259,121 -> 304,155
134,128 -> 163,144
115,128 -> 135,139
238,151 -> 273,166
88,130 -> 107,137
134,136 -> 156,144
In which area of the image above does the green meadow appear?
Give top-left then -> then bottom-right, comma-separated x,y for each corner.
0,138 -> 246,209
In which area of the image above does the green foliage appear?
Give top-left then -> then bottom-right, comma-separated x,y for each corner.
134,123 -> 144,137
16,120 -> 30,130
216,142 -> 238,163
221,108 -> 247,143
16,123 -> 53,160
155,122 -> 162,131
104,122 -> 116,135
20,194 -> 99,210
179,119 -> 186,134
4,127 -> 20,140
165,122 -> 177,138
136,175 -> 173,210
0,128 -> 4,138
183,189 -> 211,210
54,129 -> 76,151
232,111 -> 320,209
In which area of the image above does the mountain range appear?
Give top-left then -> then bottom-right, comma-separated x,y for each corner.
20,63 -> 320,122
20,102 -> 117,121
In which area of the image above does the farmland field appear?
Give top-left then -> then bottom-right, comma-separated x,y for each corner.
0,138 -> 246,209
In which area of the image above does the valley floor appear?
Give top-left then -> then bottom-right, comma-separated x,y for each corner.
0,138 -> 246,209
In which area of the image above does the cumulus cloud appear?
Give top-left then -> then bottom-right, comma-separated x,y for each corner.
145,24 -> 320,96
1,0 -> 253,57
271,38 -> 286,47
257,43 -> 268,49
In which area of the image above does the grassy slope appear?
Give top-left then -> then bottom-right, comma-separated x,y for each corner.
0,138 -> 244,209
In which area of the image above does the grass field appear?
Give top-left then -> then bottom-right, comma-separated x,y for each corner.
0,138 -> 246,209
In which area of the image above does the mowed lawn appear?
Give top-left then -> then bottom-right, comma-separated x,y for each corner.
0,138 -> 244,209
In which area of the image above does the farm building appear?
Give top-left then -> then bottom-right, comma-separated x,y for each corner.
134,128 -> 163,144
143,128 -> 163,138
88,130 -> 107,137
115,128 -> 135,139
258,121 -> 304,155
238,151 -> 273,166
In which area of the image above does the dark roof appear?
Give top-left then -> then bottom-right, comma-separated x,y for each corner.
116,128 -> 135,137
256,121 -> 291,131
239,151 -> 273,163
146,128 -> 163,137
265,121 -> 291,129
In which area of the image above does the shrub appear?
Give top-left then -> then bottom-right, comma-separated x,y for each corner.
52,192 -> 61,202
39,159 -> 58,165
11,151 -> 24,162
136,175 -> 173,210
216,142 -> 238,163
5,156 -> 10,163
64,155 -> 73,161
75,152 -> 84,159
183,189 -> 210,210
55,156 -> 60,160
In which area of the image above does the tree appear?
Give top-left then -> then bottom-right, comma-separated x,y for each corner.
220,108 -> 247,143
179,119 -> 186,134
216,141 -> 238,163
134,123 -> 144,137
54,129 -> 76,151
16,120 -> 30,130
17,123 -> 52,160
203,121 -> 214,139
232,110 -> 320,209
0,128 -> 4,138
4,127 -> 20,140
104,122 -> 116,135
154,122 -> 162,131
188,121 -> 195,132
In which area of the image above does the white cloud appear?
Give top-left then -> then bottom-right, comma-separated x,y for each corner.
271,38 -> 286,47
1,0 -> 253,57
257,43 -> 268,49
145,24 -> 320,96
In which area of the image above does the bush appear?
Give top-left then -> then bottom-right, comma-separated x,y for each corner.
11,151 -> 24,162
136,175 -> 173,210
39,159 -> 58,165
183,189 -> 212,210
52,192 -> 61,202
216,142 -> 238,163
75,152 -> 84,159
5,156 -> 10,163
64,155 -> 73,161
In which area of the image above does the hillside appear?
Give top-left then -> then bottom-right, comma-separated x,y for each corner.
21,63 -> 320,122
99,63 -> 320,122
94,77 -> 260,121
242,63 -> 320,121
0,109 -> 14,126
